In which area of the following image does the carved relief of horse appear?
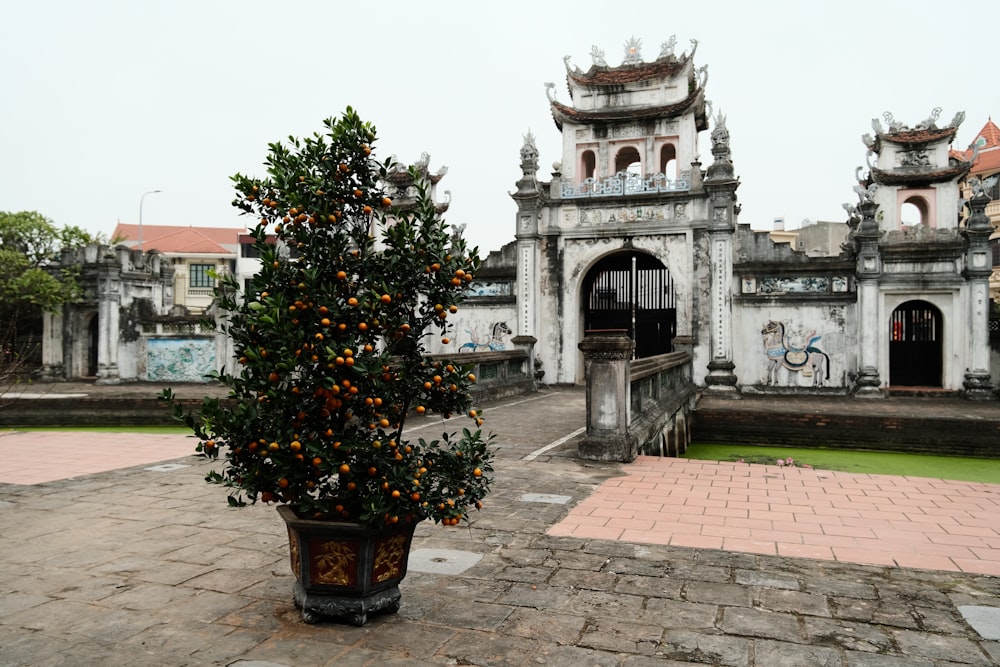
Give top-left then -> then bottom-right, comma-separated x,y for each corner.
761,320 -> 830,387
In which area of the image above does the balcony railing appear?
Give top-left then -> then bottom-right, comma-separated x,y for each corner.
562,171 -> 691,199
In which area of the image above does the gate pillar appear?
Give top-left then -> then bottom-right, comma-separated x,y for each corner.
578,331 -> 637,462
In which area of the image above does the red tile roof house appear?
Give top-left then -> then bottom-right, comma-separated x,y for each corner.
112,223 -> 259,314
951,118 -> 1000,302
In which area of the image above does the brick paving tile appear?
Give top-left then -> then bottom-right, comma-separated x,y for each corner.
1,384 -> 1000,666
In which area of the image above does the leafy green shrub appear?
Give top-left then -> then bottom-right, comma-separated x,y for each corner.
164,108 -> 493,528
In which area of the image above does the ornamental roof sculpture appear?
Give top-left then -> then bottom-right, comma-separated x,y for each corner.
383,154 -> 450,213
860,109 -> 975,187
865,108 -> 966,151
705,109 -> 736,182
549,36 -> 708,132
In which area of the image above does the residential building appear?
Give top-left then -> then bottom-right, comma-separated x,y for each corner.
113,223 -> 253,313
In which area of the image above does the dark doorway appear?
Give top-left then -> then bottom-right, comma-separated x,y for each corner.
583,252 -> 676,358
87,315 -> 99,377
889,300 -> 942,387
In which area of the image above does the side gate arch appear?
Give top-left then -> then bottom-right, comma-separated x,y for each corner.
888,299 -> 943,387
582,251 -> 676,359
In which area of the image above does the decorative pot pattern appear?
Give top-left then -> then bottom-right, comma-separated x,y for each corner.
277,506 -> 418,625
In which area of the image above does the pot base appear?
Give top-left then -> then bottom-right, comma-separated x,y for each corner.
292,581 -> 401,626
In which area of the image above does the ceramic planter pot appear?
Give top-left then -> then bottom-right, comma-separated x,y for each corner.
277,505 -> 419,625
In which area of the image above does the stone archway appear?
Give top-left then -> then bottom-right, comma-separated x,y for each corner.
889,300 -> 943,387
582,251 -> 676,359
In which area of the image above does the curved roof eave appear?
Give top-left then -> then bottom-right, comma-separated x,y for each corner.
550,87 -> 704,132
567,53 -> 692,87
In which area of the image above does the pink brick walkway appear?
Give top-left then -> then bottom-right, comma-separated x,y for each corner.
549,456 -> 1000,576
0,430 -> 196,485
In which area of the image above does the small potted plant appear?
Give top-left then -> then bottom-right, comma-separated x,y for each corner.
163,108 -> 494,625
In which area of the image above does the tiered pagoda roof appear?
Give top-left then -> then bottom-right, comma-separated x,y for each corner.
549,89 -> 704,127
550,39 -> 708,132
865,109 -> 974,187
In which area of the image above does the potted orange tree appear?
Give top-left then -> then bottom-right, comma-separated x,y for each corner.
163,108 -> 494,625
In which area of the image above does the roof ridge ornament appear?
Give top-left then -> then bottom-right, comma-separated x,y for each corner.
562,54 -> 581,75
590,45 -> 607,67
544,81 -> 557,103
622,37 -> 642,65
681,38 -> 698,60
659,35 -> 677,59
916,107 -> 942,130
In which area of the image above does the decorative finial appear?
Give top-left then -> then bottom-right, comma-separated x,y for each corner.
622,36 -> 642,65
697,64 -> 708,90
589,45 -> 607,67
659,35 -> 677,59
544,81 -> 556,103
711,109 -> 729,152
520,130 -> 539,178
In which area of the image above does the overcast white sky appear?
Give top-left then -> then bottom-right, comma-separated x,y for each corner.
2,1 -> 994,255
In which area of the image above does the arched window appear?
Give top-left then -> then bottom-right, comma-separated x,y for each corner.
614,146 -> 642,175
581,150 -> 596,180
900,196 -> 928,227
659,144 -> 677,179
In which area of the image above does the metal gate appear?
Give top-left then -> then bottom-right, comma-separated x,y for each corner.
888,300 -> 942,387
583,252 -> 676,358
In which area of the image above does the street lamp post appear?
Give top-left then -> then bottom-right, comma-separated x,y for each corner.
138,189 -> 162,251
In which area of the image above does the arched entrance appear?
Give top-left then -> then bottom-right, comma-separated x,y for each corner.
87,314 -> 99,377
889,300 -> 942,387
582,251 -> 676,358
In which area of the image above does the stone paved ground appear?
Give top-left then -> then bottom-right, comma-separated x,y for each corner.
2,386 -> 1000,666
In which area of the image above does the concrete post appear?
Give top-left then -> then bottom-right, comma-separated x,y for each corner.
578,331 -> 637,462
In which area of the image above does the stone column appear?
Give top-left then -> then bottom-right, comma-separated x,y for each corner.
95,267 -> 122,384
578,332 -> 637,462
961,187 -> 996,400
511,132 -> 542,353
853,196 -> 883,397
702,112 -> 740,397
